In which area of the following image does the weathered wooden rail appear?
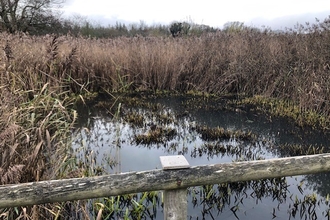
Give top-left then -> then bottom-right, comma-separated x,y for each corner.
1,153 -> 330,219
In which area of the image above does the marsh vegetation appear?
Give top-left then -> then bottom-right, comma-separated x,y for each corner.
1,16 -> 330,219
72,95 -> 330,219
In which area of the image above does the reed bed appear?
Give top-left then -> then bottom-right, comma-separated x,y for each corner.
2,20 -> 330,113
1,21 -> 330,102
0,34 -> 79,219
1,21 -> 330,176
1,17 -> 330,219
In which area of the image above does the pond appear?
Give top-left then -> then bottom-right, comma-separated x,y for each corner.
72,95 -> 330,220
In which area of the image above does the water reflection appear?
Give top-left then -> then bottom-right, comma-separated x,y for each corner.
72,96 -> 330,219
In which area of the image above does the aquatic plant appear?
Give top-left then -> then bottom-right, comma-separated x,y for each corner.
134,127 -> 177,145
1,16 -> 330,218
93,191 -> 162,220
277,144 -> 325,157
1,17 -> 330,122
238,95 -> 330,129
193,125 -> 257,142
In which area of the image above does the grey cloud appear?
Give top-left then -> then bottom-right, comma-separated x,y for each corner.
249,11 -> 330,30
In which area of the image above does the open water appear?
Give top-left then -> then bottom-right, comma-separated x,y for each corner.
72,96 -> 330,219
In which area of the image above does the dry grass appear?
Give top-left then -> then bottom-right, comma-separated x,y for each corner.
1,22 -> 330,109
0,20 -> 329,169
0,34 -> 79,219
0,16 -> 330,219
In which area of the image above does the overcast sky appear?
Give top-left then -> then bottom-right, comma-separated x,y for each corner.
63,0 -> 330,29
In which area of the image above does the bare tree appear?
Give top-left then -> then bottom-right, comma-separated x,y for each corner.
0,0 -> 65,33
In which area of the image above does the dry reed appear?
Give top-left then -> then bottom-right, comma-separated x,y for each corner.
1,16 -> 330,219
1,19 -> 330,171
1,22 -> 330,111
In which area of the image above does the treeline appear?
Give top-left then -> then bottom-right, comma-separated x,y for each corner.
0,5 -> 219,38
0,0 -> 310,38
0,0 -> 328,38
26,17 -> 268,38
1,14 -> 330,219
0,0 -> 221,37
36,18 -> 220,38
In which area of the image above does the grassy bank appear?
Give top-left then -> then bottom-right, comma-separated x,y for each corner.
1,17 -> 330,218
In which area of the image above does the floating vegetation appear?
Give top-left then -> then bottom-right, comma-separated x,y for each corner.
193,125 -> 257,142
190,142 -> 266,161
187,177 -> 288,219
87,175 -> 330,220
278,144 -> 325,157
238,95 -> 330,130
123,111 -> 145,127
71,95 -> 330,220
134,127 -> 177,145
3,19 -> 330,219
156,111 -> 175,124
288,193 -> 322,220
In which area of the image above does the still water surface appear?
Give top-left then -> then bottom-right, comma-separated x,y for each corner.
72,96 -> 330,219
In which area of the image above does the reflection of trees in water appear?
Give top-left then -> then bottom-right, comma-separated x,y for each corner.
303,172 -> 330,197
188,177 -> 330,220
72,96 -> 330,219
188,178 -> 288,219
90,177 -> 329,220
190,140 -> 267,161
266,142 -> 330,200
72,117 -> 123,175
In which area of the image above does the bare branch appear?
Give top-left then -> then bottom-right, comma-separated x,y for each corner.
0,0 -> 65,33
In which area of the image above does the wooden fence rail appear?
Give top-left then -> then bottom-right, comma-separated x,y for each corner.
1,153 -> 330,219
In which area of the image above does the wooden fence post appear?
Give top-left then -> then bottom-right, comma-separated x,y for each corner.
160,155 -> 190,220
